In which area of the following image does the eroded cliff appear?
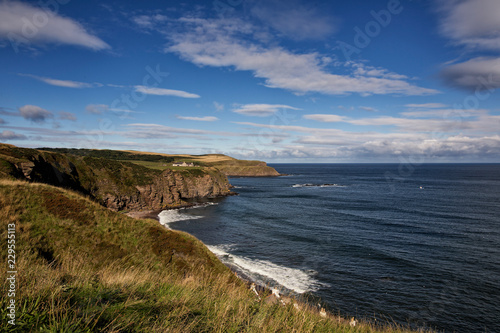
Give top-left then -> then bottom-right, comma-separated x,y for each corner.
0,144 -> 232,211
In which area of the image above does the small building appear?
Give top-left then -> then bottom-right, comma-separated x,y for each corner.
172,162 -> 195,167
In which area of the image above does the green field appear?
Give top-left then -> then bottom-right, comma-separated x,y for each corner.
119,160 -> 205,171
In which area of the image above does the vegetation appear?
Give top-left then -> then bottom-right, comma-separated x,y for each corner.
0,180 -> 431,332
119,160 -> 205,172
38,148 -> 175,164
0,144 -> 231,211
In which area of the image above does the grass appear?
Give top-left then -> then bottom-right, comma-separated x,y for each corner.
0,181 -> 433,332
119,160 -> 205,172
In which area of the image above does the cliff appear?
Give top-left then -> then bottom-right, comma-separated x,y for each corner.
0,144 -> 232,211
204,158 -> 280,177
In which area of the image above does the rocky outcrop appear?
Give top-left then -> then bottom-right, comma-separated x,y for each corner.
99,168 -> 232,211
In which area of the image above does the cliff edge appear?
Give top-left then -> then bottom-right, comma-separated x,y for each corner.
0,144 -> 232,211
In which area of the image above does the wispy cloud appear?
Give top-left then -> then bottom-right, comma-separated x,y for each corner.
86,104 -> 109,115
19,73 -> 97,88
0,130 -> 27,141
400,108 -> 487,118
165,17 -> 438,96
0,1 -> 110,51
359,106 -> 378,112
124,123 -> 235,138
19,105 -> 53,123
213,101 -> 224,112
176,115 -> 218,121
132,14 -> 168,29
405,103 -> 448,109
303,114 -> 345,122
58,111 -> 77,121
0,107 -> 19,117
134,85 -> 200,98
233,104 -> 299,117
250,0 -> 338,41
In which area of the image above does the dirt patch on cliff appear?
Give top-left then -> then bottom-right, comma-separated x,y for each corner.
41,190 -> 94,226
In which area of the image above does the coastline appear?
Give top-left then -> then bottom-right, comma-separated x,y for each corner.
125,209 -> 162,220
125,208 -> 286,298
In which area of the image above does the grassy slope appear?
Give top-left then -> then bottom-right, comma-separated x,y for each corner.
121,150 -> 280,176
0,180 -> 426,332
36,146 -> 279,176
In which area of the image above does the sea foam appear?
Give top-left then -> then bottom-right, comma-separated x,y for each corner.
207,244 -> 327,294
292,183 -> 346,188
158,203 -> 217,228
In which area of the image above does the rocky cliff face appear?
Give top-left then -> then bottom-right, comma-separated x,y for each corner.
0,144 -> 232,212
100,168 -> 232,211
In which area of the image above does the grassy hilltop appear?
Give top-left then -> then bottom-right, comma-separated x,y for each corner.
40,147 -> 281,177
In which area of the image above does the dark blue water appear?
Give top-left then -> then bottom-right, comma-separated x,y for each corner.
161,164 -> 500,333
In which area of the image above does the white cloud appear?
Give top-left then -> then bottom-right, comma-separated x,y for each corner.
176,115 -> 218,121
400,108 -> 487,118
0,130 -> 27,141
18,105 -> 53,123
165,17 -> 438,96
85,104 -> 141,116
303,114 -> 345,122
438,0 -> 500,51
238,109 -> 500,134
437,0 -> 500,90
19,73 -> 95,88
233,104 -> 299,117
250,0 -> 337,41
353,65 -> 408,80
124,123 -> 237,139
134,85 -> 200,98
346,116 -> 472,132
405,103 -> 449,109
0,1 -> 110,50
230,117 -> 500,161
439,57 -> 500,90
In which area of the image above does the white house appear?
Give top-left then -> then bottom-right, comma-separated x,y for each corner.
172,162 -> 195,167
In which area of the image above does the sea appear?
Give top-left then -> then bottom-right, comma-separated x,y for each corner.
158,164 -> 500,333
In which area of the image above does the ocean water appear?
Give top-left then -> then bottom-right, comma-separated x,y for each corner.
159,164 -> 500,332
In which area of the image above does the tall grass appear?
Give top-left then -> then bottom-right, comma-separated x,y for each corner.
0,180 -> 432,332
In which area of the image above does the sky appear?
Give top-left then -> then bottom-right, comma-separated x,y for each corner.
0,0 -> 499,162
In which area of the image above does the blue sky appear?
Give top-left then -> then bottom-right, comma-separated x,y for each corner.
0,0 -> 499,162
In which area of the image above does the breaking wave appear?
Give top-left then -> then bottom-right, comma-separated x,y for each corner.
206,244 -> 327,294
